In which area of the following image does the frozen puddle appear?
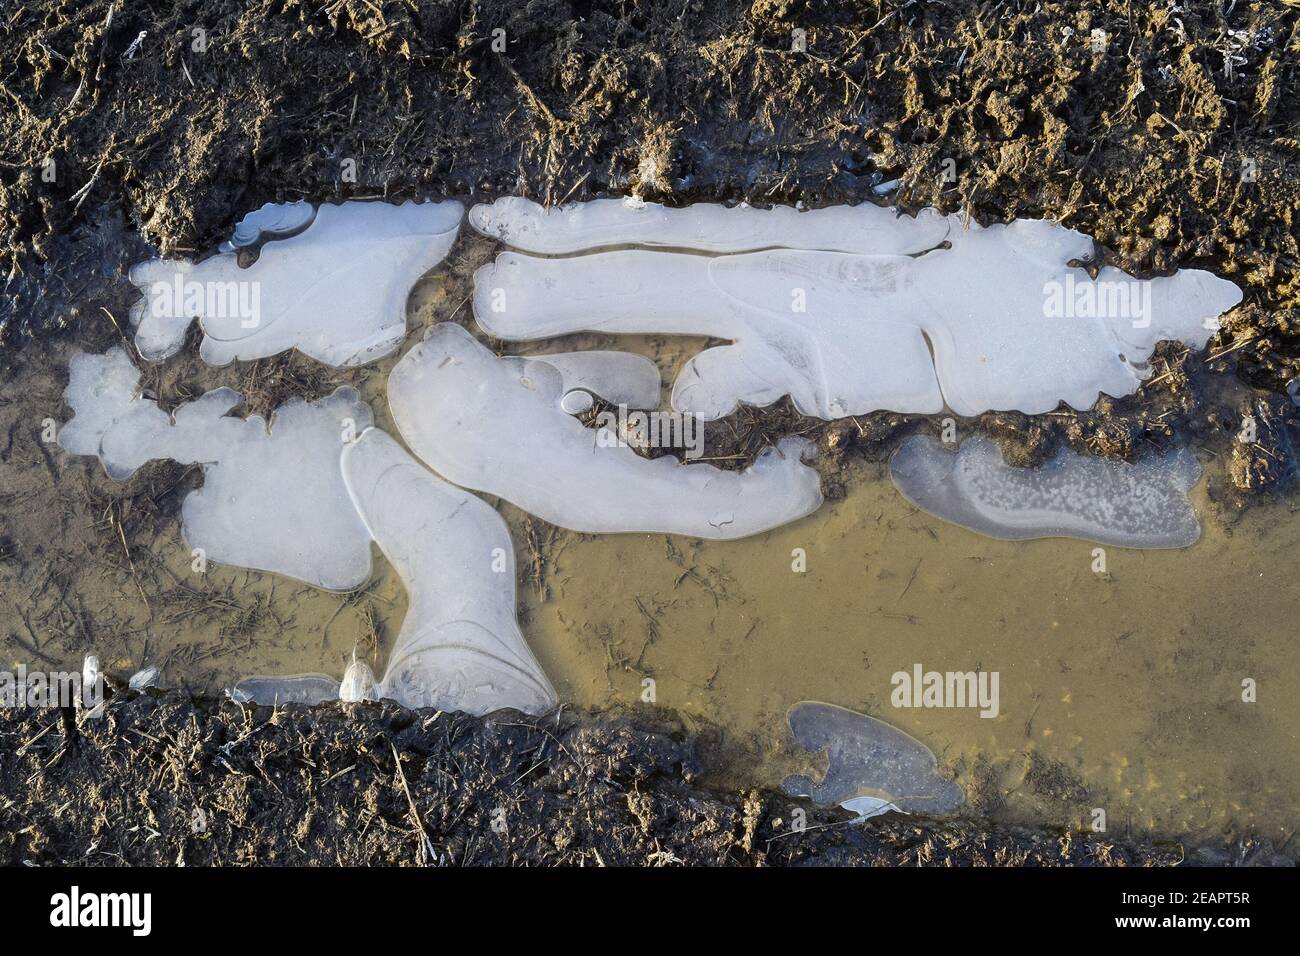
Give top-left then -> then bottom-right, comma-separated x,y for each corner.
53,194 -> 1244,730
129,199 -> 463,366
60,347 -> 374,590
890,435 -> 1203,549
60,349 -> 556,715
783,701 -> 965,819
388,323 -> 824,538
471,198 -> 1241,420
232,430 -> 557,714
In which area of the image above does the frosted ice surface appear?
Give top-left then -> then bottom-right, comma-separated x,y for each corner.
170,389 -> 374,588
128,666 -> 161,691
60,348 -> 374,589
783,701 -> 964,817
222,200 -> 316,251
231,674 -> 341,706
890,435 -> 1202,549
339,657 -> 378,703
129,199 -> 463,366
341,428 -> 556,715
57,348 -> 157,457
521,350 -> 661,412
471,200 -> 1242,420
388,323 -> 824,539
469,196 -> 950,255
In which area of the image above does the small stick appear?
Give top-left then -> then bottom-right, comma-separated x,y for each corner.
390,743 -> 434,863
113,507 -> 152,618
68,157 -> 104,213
16,722 -> 58,757
1204,335 -> 1260,364
896,558 -> 922,603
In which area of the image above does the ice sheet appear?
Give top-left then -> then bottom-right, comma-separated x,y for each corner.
890,435 -> 1203,548
387,323 -> 823,539
471,200 -> 1242,420
469,196 -> 950,255
60,348 -> 374,589
521,350 -> 661,411
783,701 -> 964,816
341,428 -> 556,715
129,199 -> 463,366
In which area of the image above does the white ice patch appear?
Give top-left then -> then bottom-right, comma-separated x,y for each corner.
128,199 -> 463,366
387,323 -> 823,539
783,701 -> 964,818
230,430 -> 557,715
128,665 -> 161,691
890,435 -> 1203,549
340,428 -> 556,715
338,656 -> 378,703
470,199 -> 1242,420
59,348 -> 374,589
469,196 -> 950,255
57,347 -> 155,458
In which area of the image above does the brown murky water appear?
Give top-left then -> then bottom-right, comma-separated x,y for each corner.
514,468 -> 1300,842
3,270 -> 1297,846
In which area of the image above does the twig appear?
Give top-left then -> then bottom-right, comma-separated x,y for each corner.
896,559 -> 922,604
391,743 -> 435,864
68,157 -> 105,214
1204,335 -> 1260,364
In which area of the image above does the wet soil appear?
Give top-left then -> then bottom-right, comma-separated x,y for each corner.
5,689 -> 1276,867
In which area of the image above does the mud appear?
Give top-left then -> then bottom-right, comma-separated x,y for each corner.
6,689 -> 1278,867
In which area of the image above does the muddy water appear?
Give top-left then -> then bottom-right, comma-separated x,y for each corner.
404,276 -> 1298,841
6,271 -> 1297,846
514,467 -> 1300,841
